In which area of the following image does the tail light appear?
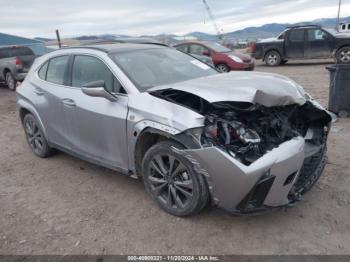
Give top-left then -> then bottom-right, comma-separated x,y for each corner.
15,57 -> 23,69
250,42 -> 257,53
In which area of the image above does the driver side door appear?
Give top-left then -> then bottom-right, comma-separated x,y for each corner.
304,29 -> 332,58
63,54 -> 129,171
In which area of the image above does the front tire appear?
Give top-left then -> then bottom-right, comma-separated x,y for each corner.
336,46 -> 350,64
264,50 -> 282,66
142,141 -> 209,217
216,63 -> 230,73
5,72 -> 16,91
23,114 -> 53,158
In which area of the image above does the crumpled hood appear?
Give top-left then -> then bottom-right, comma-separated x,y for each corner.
149,71 -> 308,107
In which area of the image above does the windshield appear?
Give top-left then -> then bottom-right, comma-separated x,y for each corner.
111,47 -> 218,91
203,42 -> 231,53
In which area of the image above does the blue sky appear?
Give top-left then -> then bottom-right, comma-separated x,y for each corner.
1,0 -> 350,38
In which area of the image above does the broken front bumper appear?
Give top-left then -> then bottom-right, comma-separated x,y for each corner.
181,136 -> 307,214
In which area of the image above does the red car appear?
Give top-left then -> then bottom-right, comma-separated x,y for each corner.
174,41 -> 255,72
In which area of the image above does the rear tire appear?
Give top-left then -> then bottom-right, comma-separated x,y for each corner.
23,114 -> 53,158
336,46 -> 350,64
142,140 -> 209,217
264,50 -> 282,66
5,72 -> 16,91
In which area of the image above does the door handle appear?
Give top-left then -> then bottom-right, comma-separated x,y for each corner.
62,98 -> 76,107
34,88 -> 44,96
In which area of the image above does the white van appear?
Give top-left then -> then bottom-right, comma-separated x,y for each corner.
339,22 -> 350,32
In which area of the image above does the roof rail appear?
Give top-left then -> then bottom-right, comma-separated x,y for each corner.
286,24 -> 321,29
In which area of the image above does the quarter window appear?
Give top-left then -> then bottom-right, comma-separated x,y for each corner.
72,55 -> 124,93
46,56 -> 69,85
38,62 -> 48,80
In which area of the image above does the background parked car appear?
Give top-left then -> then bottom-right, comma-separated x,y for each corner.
0,46 -> 36,90
174,41 -> 255,72
252,25 -> 350,66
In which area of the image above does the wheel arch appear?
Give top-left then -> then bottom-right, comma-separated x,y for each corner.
132,126 -> 201,178
3,68 -> 11,78
263,48 -> 283,61
334,43 -> 350,56
17,99 -> 48,139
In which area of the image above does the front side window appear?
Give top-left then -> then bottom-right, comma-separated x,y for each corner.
308,29 -> 327,41
189,44 -> 209,56
71,55 -> 124,93
46,56 -> 69,85
289,30 -> 305,41
111,47 -> 218,92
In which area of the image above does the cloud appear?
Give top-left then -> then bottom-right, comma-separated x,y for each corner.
0,0 -> 349,38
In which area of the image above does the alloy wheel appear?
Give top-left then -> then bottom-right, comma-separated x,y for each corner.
6,73 -> 16,91
148,154 -> 194,210
267,54 -> 278,66
216,64 -> 229,73
340,50 -> 350,63
24,118 -> 45,155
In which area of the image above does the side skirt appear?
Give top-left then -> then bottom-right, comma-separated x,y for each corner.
49,142 -> 132,177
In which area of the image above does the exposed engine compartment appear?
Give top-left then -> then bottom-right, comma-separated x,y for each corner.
151,89 -> 331,165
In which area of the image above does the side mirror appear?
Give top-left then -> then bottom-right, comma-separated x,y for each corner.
202,51 -> 210,56
81,80 -> 117,102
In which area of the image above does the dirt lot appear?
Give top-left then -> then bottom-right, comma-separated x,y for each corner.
0,60 -> 349,255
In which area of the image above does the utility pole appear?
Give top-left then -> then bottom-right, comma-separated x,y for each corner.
202,0 -> 224,40
55,29 -> 62,48
336,0 -> 342,32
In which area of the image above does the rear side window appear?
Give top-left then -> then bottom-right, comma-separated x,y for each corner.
14,47 -> 34,56
289,30 -> 305,41
0,48 -> 11,59
72,55 -> 124,93
46,56 -> 69,85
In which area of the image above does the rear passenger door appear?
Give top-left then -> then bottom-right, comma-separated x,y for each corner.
36,55 -> 73,149
285,29 -> 305,58
65,55 -> 129,170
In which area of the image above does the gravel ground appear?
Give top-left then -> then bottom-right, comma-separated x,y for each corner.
0,60 -> 349,255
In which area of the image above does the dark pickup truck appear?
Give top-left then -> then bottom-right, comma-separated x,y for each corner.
252,25 -> 350,66
0,46 -> 36,90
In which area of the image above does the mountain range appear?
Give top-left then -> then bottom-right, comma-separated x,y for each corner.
35,16 -> 350,42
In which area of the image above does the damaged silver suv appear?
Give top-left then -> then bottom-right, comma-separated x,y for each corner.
17,43 -> 332,216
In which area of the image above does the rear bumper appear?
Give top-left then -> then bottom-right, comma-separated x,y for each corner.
15,73 -> 27,81
179,137 -> 307,214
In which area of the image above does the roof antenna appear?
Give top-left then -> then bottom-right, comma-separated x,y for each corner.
55,29 -> 62,49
